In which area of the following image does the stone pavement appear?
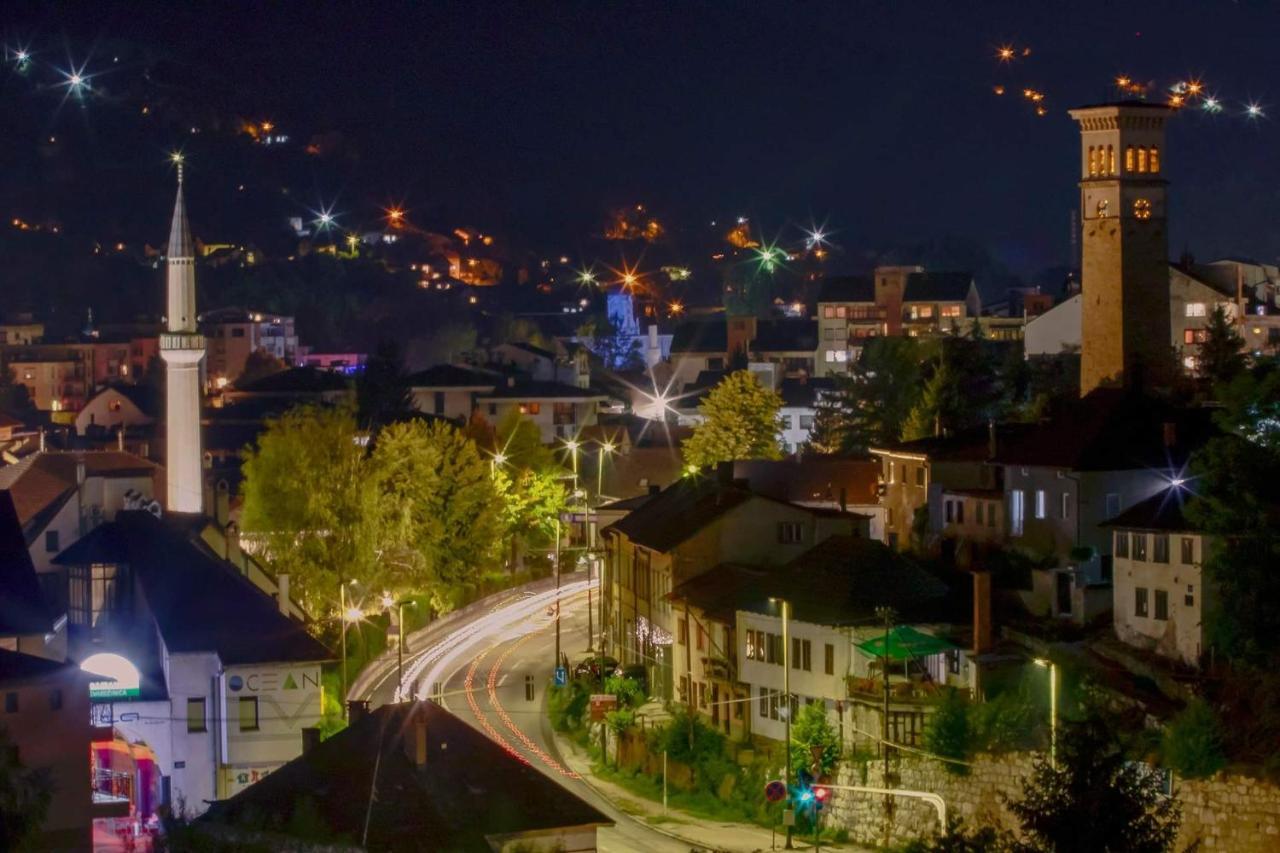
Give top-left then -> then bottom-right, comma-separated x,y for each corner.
550,730 -> 871,853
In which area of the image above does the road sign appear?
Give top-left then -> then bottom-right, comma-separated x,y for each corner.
783,808 -> 796,827
764,779 -> 787,803
589,693 -> 618,722
554,666 -> 568,687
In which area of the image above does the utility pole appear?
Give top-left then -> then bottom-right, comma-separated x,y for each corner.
772,597 -> 793,849
554,517 -> 562,670
340,583 -> 349,719
876,605 -> 895,782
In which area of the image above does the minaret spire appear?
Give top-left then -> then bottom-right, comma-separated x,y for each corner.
159,155 -> 205,513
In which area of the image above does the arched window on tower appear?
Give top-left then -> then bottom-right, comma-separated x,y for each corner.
1107,145 -> 1116,175
1088,146 -> 1098,177
1124,146 -> 1135,173
1149,146 -> 1160,173
1137,147 -> 1148,173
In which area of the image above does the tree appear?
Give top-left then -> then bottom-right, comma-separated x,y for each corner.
1161,698 -> 1226,779
370,420 -> 505,612
494,465 -> 567,571
356,340 -> 414,431
578,312 -> 641,371
0,727 -> 52,851
808,338 -> 926,454
924,688 -> 972,771
1197,305 -> 1246,389
902,359 -> 957,441
790,701 -> 840,779
683,370 -> 784,468
236,348 -> 289,387
1006,715 -> 1181,853
239,404 -> 382,613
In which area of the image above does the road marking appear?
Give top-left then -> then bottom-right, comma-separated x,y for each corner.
487,630 -> 578,779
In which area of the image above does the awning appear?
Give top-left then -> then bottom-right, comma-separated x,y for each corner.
855,626 -> 957,661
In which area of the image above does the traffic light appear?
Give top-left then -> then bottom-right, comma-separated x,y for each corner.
813,784 -> 829,812
794,767 -> 815,804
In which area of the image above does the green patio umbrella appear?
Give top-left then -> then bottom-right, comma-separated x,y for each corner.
855,625 -> 956,661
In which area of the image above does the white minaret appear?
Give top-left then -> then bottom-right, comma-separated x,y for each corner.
159,157 -> 205,513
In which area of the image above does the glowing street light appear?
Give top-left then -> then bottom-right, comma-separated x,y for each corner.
1245,102 -> 1266,120
14,48 -> 31,65
1034,657 -> 1058,769
996,44 -> 1015,62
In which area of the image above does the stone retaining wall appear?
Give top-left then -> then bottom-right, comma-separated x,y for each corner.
828,752 -> 1280,851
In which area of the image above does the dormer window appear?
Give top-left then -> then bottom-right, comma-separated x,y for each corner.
68,562 -> 132,632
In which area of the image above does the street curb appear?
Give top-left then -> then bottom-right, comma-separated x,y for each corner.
542,720 -> 725,853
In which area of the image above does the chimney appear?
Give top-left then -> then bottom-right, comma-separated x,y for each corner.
277,572 -> 290,615
226,522 -> 242,568
404,707 -> 428,768
987,418 -> 997,460
347,699 -> 370,724
972,571 -> 993,655
301,726 -> 321,755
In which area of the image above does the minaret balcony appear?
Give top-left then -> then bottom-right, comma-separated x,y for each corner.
160,333 -> 207,363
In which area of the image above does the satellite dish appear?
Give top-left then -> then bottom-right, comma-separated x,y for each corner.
146,500 -> 163,518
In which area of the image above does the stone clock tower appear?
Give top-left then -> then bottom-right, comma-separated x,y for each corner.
1068,102 -> 1174,396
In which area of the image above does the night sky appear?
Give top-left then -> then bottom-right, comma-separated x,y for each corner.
8,1 -> 1280,277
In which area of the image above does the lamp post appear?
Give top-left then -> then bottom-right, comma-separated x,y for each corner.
875,606 -> 896,781
339,581 -> 361,719
1034,657 -> 1058,769
554,517 -> 562,671
588,442 -> 614,655
771,596 -> 793,849
383,594 -> 418,701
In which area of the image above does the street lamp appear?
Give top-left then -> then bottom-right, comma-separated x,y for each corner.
339,580 -> 361,719
1034,658 -> 1058,769
596,441 -> 614,504
383,595 -> 418,700
770,596 -> 794,849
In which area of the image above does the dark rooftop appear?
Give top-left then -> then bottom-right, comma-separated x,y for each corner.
477,379 -> 607,400
671,535 -> 955,626
232,366 -> 352,394
605,474 -> 755,552
1101,487 -> 1198,532
905,271 -> 975,303
990,389 -> 1217,472
201,701 -> 611,851
817,275 -> 875,304
0,648 -> 80,684
0,491 -> 55,636
406,364 -> 500,388
54,511 -> 330,665
670,319 -> 728,354
753,317 -> 818,352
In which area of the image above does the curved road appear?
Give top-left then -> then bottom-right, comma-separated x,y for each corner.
360,582 -> 688,853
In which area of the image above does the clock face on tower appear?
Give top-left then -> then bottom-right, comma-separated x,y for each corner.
1133,198 -> 1152,221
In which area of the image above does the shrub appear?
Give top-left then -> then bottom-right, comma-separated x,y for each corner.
923,688 -> 971,772
1162,698 -> 1226,779
604,675 -> 644,709
970,684 -> 1038,751
790,701 -> 840,778
548,681 -> 590,732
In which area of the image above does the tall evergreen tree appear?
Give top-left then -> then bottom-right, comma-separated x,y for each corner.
356,339 -> 414,431
1197,305 -> 1246,389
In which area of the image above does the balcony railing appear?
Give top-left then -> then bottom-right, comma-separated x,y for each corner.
846,675 -> 945,706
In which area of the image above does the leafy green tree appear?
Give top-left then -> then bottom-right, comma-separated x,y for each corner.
1007,715 -> 1181,853
239,404 -> 381,613
1161,698 -> 1226,779
1197,305 -> 1246,389
356,339 -> 414,431
683,370 -> 784,467
790,701 -> 840,779
0,727 -> 52,851
370,419 -> 504,612
923,688 -> 972,771
494,465 -> 566,571
235,348 -> 289,387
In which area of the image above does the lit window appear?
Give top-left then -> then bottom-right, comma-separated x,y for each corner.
941,305 -> 962,318
1185,302 -> 1206,318
187,697 -> 207,732
1115,531 -> 1129,558
824,351 -> 836,363
1034,489 -> 1046,519
1136,147 -> 1148,173
1010,490 -> 1025,536
836,306 -> 847,319
1096,199 -> 1109,218
834,350 -> 848,363
239,696 -> 260,731
1135,586 -> 1149,618
1125,146 -> 1135,172
1133,198 -> 1152,220
1107,145 -> 1116,175
1149,146 -> 1160,172
823,306 -> 835,319
1133,534 -> 1148,561
1088,146 -> 1098,176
